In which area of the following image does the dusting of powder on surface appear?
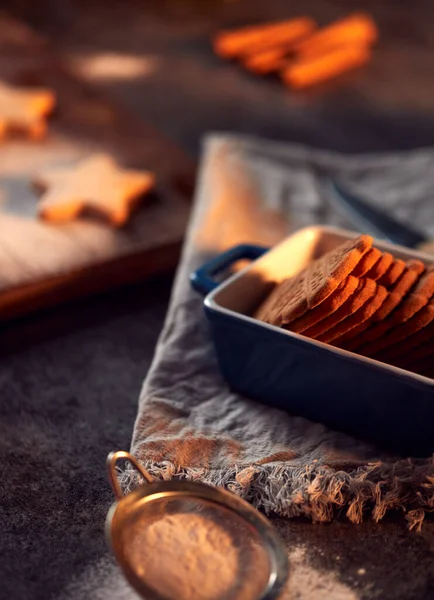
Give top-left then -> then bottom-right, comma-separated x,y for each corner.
127,513 -> 240,600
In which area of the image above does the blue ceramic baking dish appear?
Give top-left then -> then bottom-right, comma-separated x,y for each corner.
191,226 -> 434,456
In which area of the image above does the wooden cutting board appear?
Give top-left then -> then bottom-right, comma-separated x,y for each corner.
0,13 -> 195,321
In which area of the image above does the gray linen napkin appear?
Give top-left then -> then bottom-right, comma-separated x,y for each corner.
130,134 -> 434,530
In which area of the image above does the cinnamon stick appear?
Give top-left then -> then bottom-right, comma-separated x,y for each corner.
214,17 -> 316,59
282,45 -> 371,89
294,13 -> 378,59
242,47 -> 289,74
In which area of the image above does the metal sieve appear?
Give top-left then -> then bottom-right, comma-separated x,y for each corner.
106,451 -> 288,600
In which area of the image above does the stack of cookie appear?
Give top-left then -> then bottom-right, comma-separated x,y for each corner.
254,235 -> 434,378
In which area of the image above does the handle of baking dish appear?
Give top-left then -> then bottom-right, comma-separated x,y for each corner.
190,244 -> 269,296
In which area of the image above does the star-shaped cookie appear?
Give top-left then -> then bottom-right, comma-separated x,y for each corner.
0,81 -> 55,139
34,154 -> 156,226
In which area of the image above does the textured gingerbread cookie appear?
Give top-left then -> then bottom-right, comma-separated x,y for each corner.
363,252 -> 393,281
302,277 -> 376,339
377,257 -> 406,288
288,275 -> 359,334
323,284 -> 388,345
366,298 -> 434,358
351,248 -> 382,278
254,235 -> 372,326
340,260 -> 425,350
381,320 -> 434,367
0,81 -> 55,139
35,154 -> 155,226
356,266 -> 434,355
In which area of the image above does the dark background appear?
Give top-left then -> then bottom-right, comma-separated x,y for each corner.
1,1 -> 434,599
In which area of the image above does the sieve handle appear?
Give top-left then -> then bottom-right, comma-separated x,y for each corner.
107,450 -> 154,499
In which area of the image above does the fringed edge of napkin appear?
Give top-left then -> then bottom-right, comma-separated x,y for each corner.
119,456 -> 434,531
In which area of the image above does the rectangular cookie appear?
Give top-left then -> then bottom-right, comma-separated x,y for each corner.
254,235 -> 372,326
288,275 -> 359,334
340,260 -> 425,350
367,299 -> 434,358
357,267 -> 434,356
321,284 -> 388,344
377,257 -> 406,287
362,251 -> 393,281
350,247 -> 382,278
375,320 -> 434,366
301,277 -> 376,339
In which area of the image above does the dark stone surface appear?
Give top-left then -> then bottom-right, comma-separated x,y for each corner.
0,276 -> 173,600
2,1 -> 434,599
276,518 -> 434,600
